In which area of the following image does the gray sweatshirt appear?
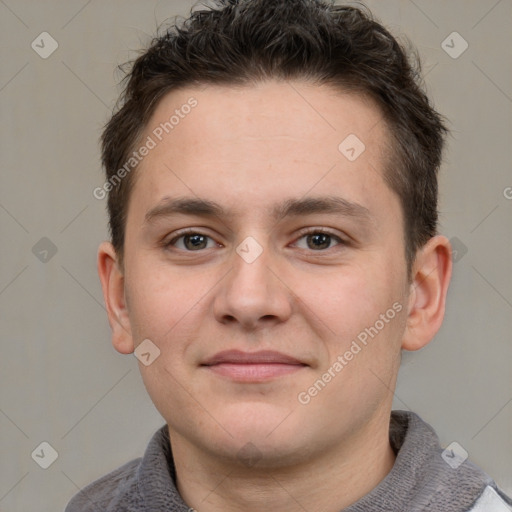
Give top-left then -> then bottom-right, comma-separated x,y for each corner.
65,410 -> 512,511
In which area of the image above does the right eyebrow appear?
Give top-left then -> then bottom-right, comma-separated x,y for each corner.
144,197 -> 225,224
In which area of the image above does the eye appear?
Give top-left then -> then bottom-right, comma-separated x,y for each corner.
164,228 -> 346,253
166,230 -> 218,251
292,229 -> 346,251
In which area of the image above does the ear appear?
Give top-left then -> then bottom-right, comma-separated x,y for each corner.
402,235 -> 453,351
97,241 -> 134,354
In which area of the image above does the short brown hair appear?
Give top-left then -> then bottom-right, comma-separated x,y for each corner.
101,0 -> 448,280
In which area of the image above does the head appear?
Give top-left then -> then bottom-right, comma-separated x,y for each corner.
101,0 -> 448,280
98,0 -> 452,471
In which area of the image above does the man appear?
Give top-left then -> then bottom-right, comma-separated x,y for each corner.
67,0 -> 512,510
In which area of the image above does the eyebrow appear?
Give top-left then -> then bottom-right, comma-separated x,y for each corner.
144,195 -> 373,226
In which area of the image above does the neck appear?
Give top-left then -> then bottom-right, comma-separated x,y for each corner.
169,408 -> 396,512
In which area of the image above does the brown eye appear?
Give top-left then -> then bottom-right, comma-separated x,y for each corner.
294,230 -> 345,251
306,232 -> 332,250
167,232 -> 216,251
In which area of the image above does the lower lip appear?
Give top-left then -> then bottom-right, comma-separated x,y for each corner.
204,363 -> 306,382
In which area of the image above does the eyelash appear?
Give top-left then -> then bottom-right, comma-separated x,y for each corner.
164,227 -> 347,253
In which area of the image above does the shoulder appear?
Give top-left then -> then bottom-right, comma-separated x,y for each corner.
469,485 -> 512,512
64,457 -> 142,512
389,411 -> 512,511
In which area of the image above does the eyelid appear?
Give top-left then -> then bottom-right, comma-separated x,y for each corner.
165,227 -> 222,248
292,226 -> 346,243
165,226 -> 348,251
290,227 -> 347,251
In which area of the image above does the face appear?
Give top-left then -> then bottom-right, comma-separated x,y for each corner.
118,80 -> 413,466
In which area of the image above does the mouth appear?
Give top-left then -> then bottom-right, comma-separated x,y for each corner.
200,350 -> 308,382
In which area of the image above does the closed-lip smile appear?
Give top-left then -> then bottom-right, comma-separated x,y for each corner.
201,350 -> 308,382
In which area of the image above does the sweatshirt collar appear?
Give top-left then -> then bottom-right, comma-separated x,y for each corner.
137,410 -> 492,511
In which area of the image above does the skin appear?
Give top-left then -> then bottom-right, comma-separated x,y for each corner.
98,80 -> 452,512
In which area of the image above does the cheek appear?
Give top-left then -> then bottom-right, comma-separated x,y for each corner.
124,257 -> 227,373
125,264 -> 205,416
125,259 -> 195,344
305,267 -> 384,336
307,260 -> 406,364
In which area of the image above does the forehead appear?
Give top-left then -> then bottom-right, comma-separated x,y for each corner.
147,80 -> 388,152
128,80 -> 398,227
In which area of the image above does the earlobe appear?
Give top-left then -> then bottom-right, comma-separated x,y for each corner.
97,241 -> 135,354
401,235 -> 453,351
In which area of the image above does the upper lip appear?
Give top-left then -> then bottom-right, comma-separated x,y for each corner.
201,350 -> 306,366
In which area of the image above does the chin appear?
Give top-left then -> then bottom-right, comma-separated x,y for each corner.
212,434 -> 315,471
210,407 -> 319,462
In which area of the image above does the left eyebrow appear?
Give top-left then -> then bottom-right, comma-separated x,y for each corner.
272,196 -> 373,223
144,195 -> 374,225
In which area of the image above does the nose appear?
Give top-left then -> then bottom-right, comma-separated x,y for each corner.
213,237 -> 293,331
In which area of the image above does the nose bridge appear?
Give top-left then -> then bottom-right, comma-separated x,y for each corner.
234,235 -> 271,291
213,234 -> 292,328
230,234 -> 274,302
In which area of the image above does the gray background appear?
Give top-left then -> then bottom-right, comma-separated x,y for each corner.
1,0 -> 511,510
